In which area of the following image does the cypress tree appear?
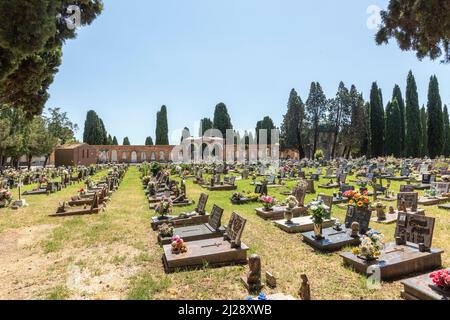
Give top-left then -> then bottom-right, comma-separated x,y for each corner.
112,136 -> 118,145
145,136 -> 154,146
392,85 -> 406,155
99,119 -> 108,145
83,110 -> 105,145
256,116 -> 276,145
420,106 -> 427,157
199,118 -> 213,136
369,82 -> 384,157
443,105 -> 450,157
107,134 -> 113,145
280,89 -> 305,157
427,75 -> 444,158
405,71 -> 422,157
385,99 -> 402,157
155,105 -> 169,145
213,103 -> 233,138
123,137 -> 130,146
305,82 -> 327,158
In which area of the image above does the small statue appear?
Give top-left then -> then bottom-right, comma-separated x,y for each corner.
246,255 -> 262,293
350,222 -> 360,237
299,274 -> 311,300
389,206 -> 395,214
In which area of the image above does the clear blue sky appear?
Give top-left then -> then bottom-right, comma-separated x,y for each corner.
46,0 -> 450,145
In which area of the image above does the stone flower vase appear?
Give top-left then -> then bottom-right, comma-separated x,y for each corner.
284,208 -> 294,224
313,222 -> 323,240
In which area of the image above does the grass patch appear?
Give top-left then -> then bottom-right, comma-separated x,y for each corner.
46,285 -> 71,300
127,272 -> 171,300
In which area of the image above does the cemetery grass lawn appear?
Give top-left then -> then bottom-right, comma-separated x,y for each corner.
0,167 -> 448,300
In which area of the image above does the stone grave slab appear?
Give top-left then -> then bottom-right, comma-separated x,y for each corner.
255,206 -> 307,221
401,269 -> 450,300
274,216 -> 336,233
158,223 -> 226,245
301,226 -> 361,252
371,212 -> 398,224
340,242 -> 443,281
162,237 -> 249,273
151,213 -> 210,231
418,196 -> 448,206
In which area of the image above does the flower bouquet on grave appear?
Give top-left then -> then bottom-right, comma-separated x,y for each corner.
261,196 -> 276,211
352,232 -> 384,261
284,196 -> 299,223
231,192 -> 245,204
158,223 -> 174,238
344,190 -> 370,208
430,270 -> 450,293
308,200 -> 330,240
155,198 -> 173,220
142,176 -> 151,187
171,235 -> 188,254
0,189 -> 13,207
246,192 -> 260,201
425,188 -> 437,198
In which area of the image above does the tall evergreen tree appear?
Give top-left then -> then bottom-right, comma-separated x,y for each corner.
155,105 -> 169,145
328,82 -> 351,159
280,89 -> 305,157
181,127 -> 191,143
123,137 -> 130,146
305,82 -> 327,158
199,118 -> 213,136
443,105 -> 450,157
107,134 -> 113,145
213,103 -> 233,138
427,75 -> 444,158
369,82 -> 384,157
112,136 -> 118,145
145,136 -> 154,146
405,71 -> 422,157
83,110 -> 106,145
420,106 -> 428,157
99,118 -> 108,145
256,116 -> 276,145
392,85 -> 406,155
385,99 -> 402,157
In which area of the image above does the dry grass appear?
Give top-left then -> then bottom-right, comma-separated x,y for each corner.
0,166 -> 448,300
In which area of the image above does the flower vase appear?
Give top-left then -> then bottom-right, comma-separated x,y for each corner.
357,255 -> 377,262
313,223 -> 323,240
376,208 -> 386,221
284,208 -> 293,224
264,206 -> 273,212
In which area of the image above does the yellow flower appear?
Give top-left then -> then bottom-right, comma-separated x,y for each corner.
349,200 -> 354,205
357,201 -> 363,207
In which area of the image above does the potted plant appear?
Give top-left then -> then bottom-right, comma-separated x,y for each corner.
171,235 -> 188,254
430,270 -> 450,293
261,196 -> 275,211
284,195 -> 299,223
155,198 -> 173,220
158,223 -> 174,238
351,232 -> 384,261
308,200 -> 330,239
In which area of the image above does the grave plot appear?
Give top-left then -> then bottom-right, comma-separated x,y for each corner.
375,192 -> 425,225
401,269 -> 450,300
50,192 -> 103,217
162,212 -> 249,273
413,174 -> 436,190
255,187 -> 307,220
301,205 -> 373,252
418,182 -> 450,206
157,204 -> 225,245
387,167 -> 410,181
151,193 -> 210,231
341,213 -> 443,281
202,175 -> 238,191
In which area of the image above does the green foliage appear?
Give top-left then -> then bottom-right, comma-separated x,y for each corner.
155,105 -> 169,145
145,136 -> 154,146
83,110 -> 107,145
213,102 -> 233,138
0,1 -> 103,116
427,75 -> 444,158
384,99 -> 402,157
45,107 -> 78,145
369,82 -> 384,157
280,89 -> 305,156
328,82 -> 351,159
107,134 -> 113,145
376,0 -> 450,63
306,82 -> 327,157
405,71 -> 422,157
127,272 -> 171,300
150,162 -> 161,176
314,149 -> 324,161
256,116 -> 276,145
112,136 -> 118,145
392,85 -> 406,155
123,137 -> 131,146
443,105 -> 450,157
199,117 -> 213,136
420,106 -> 428,157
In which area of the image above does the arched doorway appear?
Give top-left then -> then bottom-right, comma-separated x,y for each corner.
111,150 -> 118,162
159,151 -> 165,161
141,152 -> 147,162
131,151 -> 137,163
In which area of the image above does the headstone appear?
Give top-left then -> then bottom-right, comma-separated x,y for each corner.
196,193 -> 209,214
225,212 -> 247,248
265,271 -> 277,289
400,185 -> 415,192
397,192 -> 418,212
208,205 -> 224,230
395,213 -> 435,251
344,206 -> 372,234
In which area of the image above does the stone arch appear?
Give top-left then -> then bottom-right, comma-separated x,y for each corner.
159,151 -> 165,161
131,151 -> 137,163
122,152 -> 127,162
111,150 -> 118,162
151,151 -> 156,161
141,151 -> 147,162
